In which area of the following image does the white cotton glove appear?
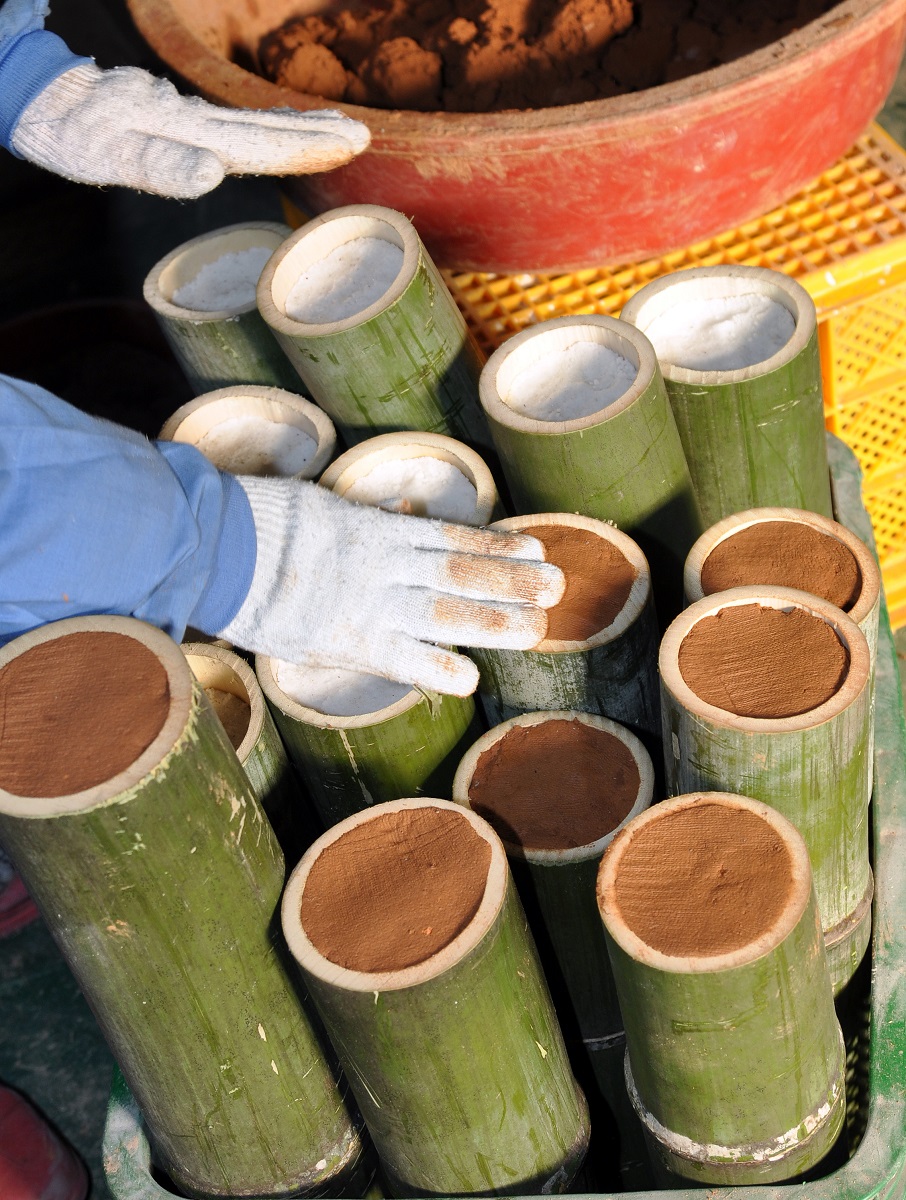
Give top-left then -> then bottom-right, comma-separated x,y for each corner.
10,63 -> 370,198
217,478 -> 566,697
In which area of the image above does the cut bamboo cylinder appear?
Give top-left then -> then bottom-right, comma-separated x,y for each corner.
182,642 -> 321,863
256,205 -> 491,451
479,314 -> 703,617
143,221 -> 300,394
467,514 -> 660,746
597,792 -> 846,1185
160,385 -> 336,480
621,265 -> 833,524
319,430 -> 500,525
0,616 -> 365,1199
659,586 -> 873,993
256,657 -> 479,827
282,796 -> 590,1196
684,506 -> 882,668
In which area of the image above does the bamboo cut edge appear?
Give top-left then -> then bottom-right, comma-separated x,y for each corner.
255,655 -> 425,730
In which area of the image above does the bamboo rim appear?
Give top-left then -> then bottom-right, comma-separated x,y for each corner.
0,617 -> 193,817
319,431 -> 497,524
257,206 -> 417,338
597,791 -> 814,975
256,655 -> 422,730
143,221 -> 289,322
282,796 -> 507,992
619,265 -> 816,386
159,385 -> 337,479
182,643 -> 264,764
488,512 -> 650,652
659,585 -> 871,734
479,314 -> 656,435
452,709 -> 654,863
684,506 -> 881,628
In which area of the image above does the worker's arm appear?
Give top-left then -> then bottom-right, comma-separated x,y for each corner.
0,377 -> 564,695
0,0 -> 370,198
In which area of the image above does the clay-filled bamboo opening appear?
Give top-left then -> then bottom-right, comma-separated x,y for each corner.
298,805 -> 492,973
678,602 -> 851,719
147,224 -> 287,318
184,650 -> 255,755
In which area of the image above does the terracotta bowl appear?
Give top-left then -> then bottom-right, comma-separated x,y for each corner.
126,0 -> 906,271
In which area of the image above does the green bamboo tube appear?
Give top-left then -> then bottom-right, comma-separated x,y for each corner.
659,586 -> 873,994
467,513 -> 660,744
256,205 -> 491,451
143,221 -> 300,394
597,792 -> 846,1185
256,657 -> 479,826
684,506 -> 881,669
479,314 -> 703,617
319,430 -> 501,524
620,266 -> 833,524
282,796 -> 590,1196
183,642 -> 321,863
0,616 -> 364,1199
160,385 -> 336,480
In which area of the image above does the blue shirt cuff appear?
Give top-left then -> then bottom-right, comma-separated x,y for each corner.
187,473 -> 257,637
0,28 -> 91,152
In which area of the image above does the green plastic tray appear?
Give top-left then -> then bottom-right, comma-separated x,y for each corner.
102,436 -> 906,1200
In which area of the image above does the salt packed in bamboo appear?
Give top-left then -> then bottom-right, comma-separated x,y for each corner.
257,205 -> 492,449
282,796 -> 590,1195
597,792 -> 845,1185
143,221 -> 301,393
479,314 -> 702,618
621,265 -> 832,525
0,616 -> 366,1198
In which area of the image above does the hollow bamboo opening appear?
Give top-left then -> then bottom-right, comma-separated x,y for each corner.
319,431 -> 497,524
453,710 -> 653,862
282,797 -> 507,991
183,644 -> 264,760
159,385 -> 336,479
0,617 -> 193,815
598,792 -> 812,973
256,656 -> 417,726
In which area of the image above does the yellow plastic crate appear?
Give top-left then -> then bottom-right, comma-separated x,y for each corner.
443,123 -> 906,627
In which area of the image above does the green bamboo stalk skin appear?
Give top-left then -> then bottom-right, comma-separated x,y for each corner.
621,267 -> 833,525
257,657 -> 480,826
479,316 -> 703,618
144,222 -> 300,395
282,798 -> 591,1196
597,793 -> 846,1185
0,618 -> 364,1200
659,587 -> 873,994
257,207 -> 492,452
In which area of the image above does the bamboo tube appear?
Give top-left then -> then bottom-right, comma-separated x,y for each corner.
183,643 -> 321,863
659,586 -> 873,993
319,431 -> 501,525
479,314 -> 703,617
143,222 -> 300,394
620,266 -> 833,524
0,616 -> 365,1199
684,506 -> 881,668
257,205 -> 491,451
256,657 -> 479,827
467,514 -> 660,745
282,796 -> 590,1196
160,385 -> 336,480
597,792 -> 846,1185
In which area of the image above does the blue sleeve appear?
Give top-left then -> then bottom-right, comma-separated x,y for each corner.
0,374 -> 256,646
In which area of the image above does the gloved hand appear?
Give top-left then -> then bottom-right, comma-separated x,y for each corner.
10,62 -> 370,198
217,478 -> 566,697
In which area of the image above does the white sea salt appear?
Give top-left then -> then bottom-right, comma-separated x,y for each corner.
642,293 -> 796,372
504,341 -> 638,421
171,246 -> 274,311
342,456 -> 479,523
284,237 -> 404,323
274,661 -> 411,717
191,415 -> 317,476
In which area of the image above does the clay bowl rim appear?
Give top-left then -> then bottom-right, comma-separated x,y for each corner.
126,0 -> 898,140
